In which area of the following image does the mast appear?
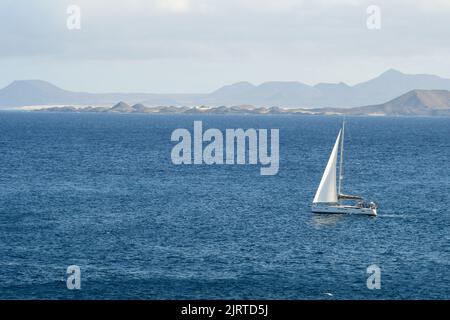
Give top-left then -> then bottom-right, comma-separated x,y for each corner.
338,120 -> 345,197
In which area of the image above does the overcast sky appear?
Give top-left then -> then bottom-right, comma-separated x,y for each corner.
1,0 -> 449,93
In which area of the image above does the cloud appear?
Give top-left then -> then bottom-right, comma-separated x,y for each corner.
0,0 -> 449,92
156,0 -> 191,13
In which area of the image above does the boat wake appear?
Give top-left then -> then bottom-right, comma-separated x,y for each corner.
377,214 -> 408,219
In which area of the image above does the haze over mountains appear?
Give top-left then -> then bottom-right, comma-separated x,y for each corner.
2,69 -> 450,109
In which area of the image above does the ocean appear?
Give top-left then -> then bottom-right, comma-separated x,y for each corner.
0,112 -> 449,299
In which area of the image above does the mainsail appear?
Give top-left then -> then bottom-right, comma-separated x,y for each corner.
312,130 -> 341,204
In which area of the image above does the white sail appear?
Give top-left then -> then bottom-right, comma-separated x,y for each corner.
313,130 -> 341,204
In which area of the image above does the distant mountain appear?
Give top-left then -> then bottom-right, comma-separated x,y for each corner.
131,103 -> 148,113
208,81 -> 255,101
346,90 -> 450,116
0,80 -> 87,106
2,70 -> 450,108
351,69 -> 450,106
34,90 -> 450,116
199,70 -> 450,107
110,101 -> 134,113
0,80 -> 200,108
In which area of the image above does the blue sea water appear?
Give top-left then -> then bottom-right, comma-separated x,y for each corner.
0,112 -> 449,299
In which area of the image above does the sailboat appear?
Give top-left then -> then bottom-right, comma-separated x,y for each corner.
311,122 -> 377,216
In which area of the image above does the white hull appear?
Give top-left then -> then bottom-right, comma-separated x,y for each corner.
312,205 -> 377,216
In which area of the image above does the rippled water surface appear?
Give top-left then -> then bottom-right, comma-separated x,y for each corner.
0,112 -> 449,299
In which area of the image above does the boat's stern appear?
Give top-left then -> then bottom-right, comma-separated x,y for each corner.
369,201 -> 378,216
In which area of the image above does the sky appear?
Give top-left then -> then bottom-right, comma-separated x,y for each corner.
1,0 -> 450,93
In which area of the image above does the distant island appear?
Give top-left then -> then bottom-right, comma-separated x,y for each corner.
33,90 -> 450,116
2,69 -> 450,109
2,69 -> 450,116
